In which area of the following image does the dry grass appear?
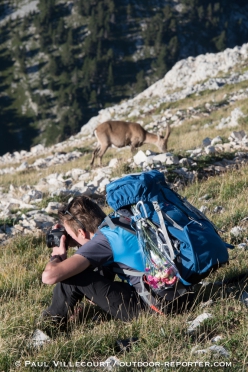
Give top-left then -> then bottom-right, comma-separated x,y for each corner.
1,163 -> 248,370
1,63 -> 248,371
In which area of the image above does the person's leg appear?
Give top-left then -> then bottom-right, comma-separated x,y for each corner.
44,268 -> 144,322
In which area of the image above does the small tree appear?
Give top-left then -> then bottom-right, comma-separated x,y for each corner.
107,63 -> 114,87
135,70 -> 147,93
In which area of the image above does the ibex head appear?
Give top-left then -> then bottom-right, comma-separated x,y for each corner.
157,124 -> 171,152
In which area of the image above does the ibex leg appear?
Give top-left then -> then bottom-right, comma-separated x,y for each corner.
98,145 -> 110,166
90,146 -> 101,166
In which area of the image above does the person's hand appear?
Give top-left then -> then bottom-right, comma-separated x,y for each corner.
53,223 -> 64,229
52,235 -> 67,259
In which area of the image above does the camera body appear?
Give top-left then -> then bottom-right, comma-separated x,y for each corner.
46,228 -> 68,249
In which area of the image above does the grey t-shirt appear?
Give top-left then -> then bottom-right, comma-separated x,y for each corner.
74,230 -> 140,286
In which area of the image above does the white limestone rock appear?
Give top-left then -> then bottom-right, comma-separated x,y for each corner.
102,356 -> 120,371
237,243 -> 248,249
71,168 -> 86,180
228,130 -> 246,143
108,158 -> 119,168
133,150 -> 149,165
153,153 -> 179,165
33,158 -> 48,169
211,335 -> 223,343
32,213 -> 55,230
192,345 -> 229,358
216,108 -> 246,130
22,189 -> 43,204
78,172 -> 91,181
199,205 -> 208,214
17,161 -> 29,171
30,144 -> 45,154
187,312 -> 212,334
128,108 -> 140,117
205,146 -> 216,155
99,178 -> 110,193
211,136 -> 223,145
190,148 -> 203,156
71,181 -> 86,190
179,158 -> 193,167
30,329 -> 51,348
174,168 -> 195,181
230,226 -> 244,236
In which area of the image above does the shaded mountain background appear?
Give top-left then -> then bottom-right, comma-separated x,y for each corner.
0,0 -> 248,155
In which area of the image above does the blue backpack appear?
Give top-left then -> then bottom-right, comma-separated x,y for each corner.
106,170 -> 233,287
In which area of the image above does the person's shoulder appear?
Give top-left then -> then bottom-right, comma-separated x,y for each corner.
76,229 -> 111,254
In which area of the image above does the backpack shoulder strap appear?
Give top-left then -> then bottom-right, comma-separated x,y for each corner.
99,215 -> 136,235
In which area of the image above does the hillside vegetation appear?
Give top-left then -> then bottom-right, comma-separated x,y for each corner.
1,12 -> 248,371
1,0 -> 248,154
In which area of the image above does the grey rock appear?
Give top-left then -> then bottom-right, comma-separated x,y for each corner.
237,243 -> 248,249
50,189 -> 82,198
187,312 -> 212,334
33,158 -> 48,169
202,137 -> 212,147
5,226 -> 16,235
230,226 -> 243,236
229,129 -> 246,142
205,145 -> 216,155
71,168 -> 87,180
211,335 -> 223,343
71,180 -> 86,190
45,202 -> 64,215
174,168 -> 195,181
22,189 -> 43,204
193,345 -> 229,358
179,158 -> 192,166
190,148 -> 202,156
102,356 -> 120,371
78,172 -> 91,181
199,205 -> 208,214
17,161 -> 29,171
30,329 -> 51,348
153,153 -> 179,165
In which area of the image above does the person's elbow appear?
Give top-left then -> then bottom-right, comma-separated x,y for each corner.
42,270 -> 58,285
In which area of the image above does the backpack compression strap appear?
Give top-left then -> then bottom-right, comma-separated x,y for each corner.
153,201 -> 175,260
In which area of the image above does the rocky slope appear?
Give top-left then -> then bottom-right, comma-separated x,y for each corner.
1,0 -> 248,153
1,43 -> 248,244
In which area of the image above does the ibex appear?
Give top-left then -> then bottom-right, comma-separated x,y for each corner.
90,120 -> 171,166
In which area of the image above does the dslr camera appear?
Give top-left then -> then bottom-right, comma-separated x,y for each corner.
46,228 -> 68,249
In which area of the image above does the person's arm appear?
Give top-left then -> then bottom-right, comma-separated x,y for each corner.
42,235 -> 90,285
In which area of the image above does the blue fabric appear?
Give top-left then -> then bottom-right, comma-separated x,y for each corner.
106,170 -> 232,284
100,225 -> 146,272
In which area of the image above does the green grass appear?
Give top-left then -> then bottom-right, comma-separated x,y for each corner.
2,163 -> 248,371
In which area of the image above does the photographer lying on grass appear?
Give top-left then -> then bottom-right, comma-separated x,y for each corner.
41,196 -> 193,329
